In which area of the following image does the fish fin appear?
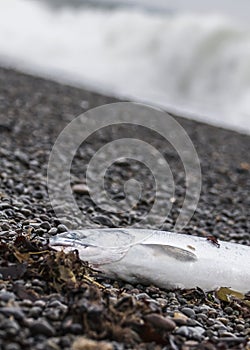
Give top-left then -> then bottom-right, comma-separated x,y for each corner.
144,244 -> 197,262
91,246 -> 130,266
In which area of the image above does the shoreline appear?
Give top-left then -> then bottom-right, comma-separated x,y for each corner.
0,67 -> 249,349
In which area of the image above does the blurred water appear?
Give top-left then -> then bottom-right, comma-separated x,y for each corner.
0,0 -> 250,133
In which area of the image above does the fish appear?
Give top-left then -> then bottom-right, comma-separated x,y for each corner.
49,228 -> 250,293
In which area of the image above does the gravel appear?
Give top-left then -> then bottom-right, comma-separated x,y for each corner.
0,67 -> 249,349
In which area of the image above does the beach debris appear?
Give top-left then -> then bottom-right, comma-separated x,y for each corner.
216,287 -> 245,303
206,235 -> 220,248
0,234 -> 96,293
50,228 -> 250,293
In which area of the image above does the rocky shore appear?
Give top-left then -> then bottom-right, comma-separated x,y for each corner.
0,67 -> 249,350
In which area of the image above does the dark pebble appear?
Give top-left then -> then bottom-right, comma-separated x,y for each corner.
5,343 -> 21,350
181,307 -> 196,318
2,319 -> 20,336
29,306 -> 42,318
72,183 -> 89,194
40,221 -> 51,230
144,314 -> 176,331
48,227 -> 57,235
0,307 -> 25,321
14,150 -> 29,165
0,203 -> 11,210
57,224 -> 68,233
69,323 -> 83,334
175,326 -> 205,340
92,215 -> 115,227
20,208 -> 32,216
0,222 -> 10,230
30,320 -> 55,337
0,291 -> 16,302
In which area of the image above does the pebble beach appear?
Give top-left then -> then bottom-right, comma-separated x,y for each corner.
0,67 -> 250,349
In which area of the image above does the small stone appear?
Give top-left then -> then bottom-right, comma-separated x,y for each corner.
136,293 -> 150,300
20,299 -> 33,307
35,228 -> 46,235
183,340 -> 199,348
43,308 -> 61,321
2,319 -> 20,336
175,326 -> 205,340
20,208 -> 32,216
176,325 -> 189,337
48,227 -> 57,235
0,307 -> 25,321
144,314 -> 176,331
92,215 -> 115,227
34,300 -> 46,308
14,150 -> 29,165
173,312 -> 188,325
72,184 -> 89,195
5,343 -> 21,350
29,306 -> 42,318
15,183 -> 24,194
69,323 -> 83,334
40,221 -> 51,230
217,317 -> 229,325
218,330 -> 236,337
235,324 -> 245,332
245,328 -> 250,335
72,337 -> 113,350
181,307 -> 195,318
0,202 -> 11,210
0,290 -> 16,302
224,307 -> 234,315
196,313 -> 208,321
34,191 -> 44,199
30,320 -> 55,336
0,222 -> 10,230
57,224 -> 68,233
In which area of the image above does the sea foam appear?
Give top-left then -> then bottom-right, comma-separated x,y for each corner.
1,0 -> 250,133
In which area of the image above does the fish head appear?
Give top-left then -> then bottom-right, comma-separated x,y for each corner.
49,230 -> 130,265
49,231 -> 103,257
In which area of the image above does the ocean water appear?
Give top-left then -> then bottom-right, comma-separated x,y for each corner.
1,0 -> 250,133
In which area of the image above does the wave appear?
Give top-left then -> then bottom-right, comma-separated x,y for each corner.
1,0 -> 250,133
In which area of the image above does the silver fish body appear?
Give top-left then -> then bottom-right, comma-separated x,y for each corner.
49,228 -> 250,293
